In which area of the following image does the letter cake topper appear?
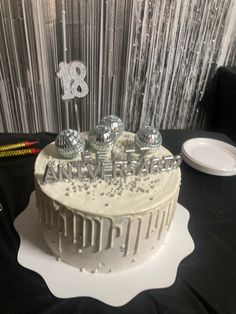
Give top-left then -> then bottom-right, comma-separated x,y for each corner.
57,61 -> 89,100
56,3 -> 89,130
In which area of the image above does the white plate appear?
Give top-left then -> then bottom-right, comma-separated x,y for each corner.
181,138 -> 236,176
14,192 -> 194,307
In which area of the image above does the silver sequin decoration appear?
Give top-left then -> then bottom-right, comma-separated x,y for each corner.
135,127 -> 162,151
55,129 -> 85,159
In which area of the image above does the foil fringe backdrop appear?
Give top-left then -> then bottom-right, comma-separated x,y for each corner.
0,0 -> 235,133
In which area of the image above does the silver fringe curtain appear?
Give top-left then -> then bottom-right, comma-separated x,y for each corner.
0,0 -> 235,133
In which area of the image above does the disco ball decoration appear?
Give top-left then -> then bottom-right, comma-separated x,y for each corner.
89,125 -> 116,151
135,126 -> 162,151
99,115 -> 124,140
55,129 -> 85,159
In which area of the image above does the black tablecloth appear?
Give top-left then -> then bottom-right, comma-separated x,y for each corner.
200,66 -> 236,143
0,131 -> 236,314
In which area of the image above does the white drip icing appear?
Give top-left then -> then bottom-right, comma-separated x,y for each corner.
41,188 -> 176,256
155,211 -> 160,229
146,211 -> 153,239
91,219 -> 95,246
166,202 -> 174,229
158,211 -> 166,240
39,185 -> 177,260
134,218 -> 142,255
57,211 -> 61,230
172,190 -> 179,219
73,213 -> 77,244
124,219 -> 132,256
166,202 -> 172,227
98,218 -> 103,252
82,218 -> 86,247
58,211 -> 67,237
108,225 -> 115,249
58,231 -> 62,253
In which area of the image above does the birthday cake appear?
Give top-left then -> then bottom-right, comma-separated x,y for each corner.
34,123 -> 181,274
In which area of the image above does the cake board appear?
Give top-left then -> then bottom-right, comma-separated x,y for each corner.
14,192 -> 194,307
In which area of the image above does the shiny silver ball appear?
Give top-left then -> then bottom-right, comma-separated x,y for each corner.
55,129 -> 85,159
135,126 -> 162,151
99,115 -> 124,139
89,125 -> 115,151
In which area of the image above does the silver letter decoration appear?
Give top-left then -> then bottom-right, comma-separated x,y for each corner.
43,154 -> 182,184
58,163 -> 72,180
43,163 -> 58,183
57,61 -> 89,101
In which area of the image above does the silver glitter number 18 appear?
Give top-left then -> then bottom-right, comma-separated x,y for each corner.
57,61 -> 89,100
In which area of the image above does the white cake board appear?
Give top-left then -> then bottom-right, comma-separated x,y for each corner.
14,192 -> 194,307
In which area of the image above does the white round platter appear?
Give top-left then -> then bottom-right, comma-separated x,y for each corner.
14,192 -> 194,307
181,138 -> 236,176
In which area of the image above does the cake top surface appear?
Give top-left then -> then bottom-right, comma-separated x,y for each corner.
35,132 -> 180,217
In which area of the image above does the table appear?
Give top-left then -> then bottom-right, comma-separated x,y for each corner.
0,130 -> 235,314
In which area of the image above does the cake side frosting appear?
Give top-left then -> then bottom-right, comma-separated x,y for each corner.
34,132 -> 181,273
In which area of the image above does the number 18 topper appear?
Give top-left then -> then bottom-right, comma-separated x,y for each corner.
57,61 -> 89,101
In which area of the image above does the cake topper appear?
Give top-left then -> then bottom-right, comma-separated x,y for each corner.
45,122 -> 181,184
99,115 -> 124,140
135,126 -> 162,152
56,2 -> 89,131
89,125 -> 116,152
43,149 -> 182,184
55,129 -> 85,159
57,61 -> 89,101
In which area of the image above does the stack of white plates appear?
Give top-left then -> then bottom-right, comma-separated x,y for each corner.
181,138 -> 236,176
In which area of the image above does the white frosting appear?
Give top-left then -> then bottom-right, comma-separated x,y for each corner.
34,132 -> 181,273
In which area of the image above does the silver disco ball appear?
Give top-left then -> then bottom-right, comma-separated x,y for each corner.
89,125 -> 115,151
135,126 -> 162,151
99,115 -> 124,139
55,129 -> 85,159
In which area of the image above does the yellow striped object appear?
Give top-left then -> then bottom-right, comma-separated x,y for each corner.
0,148 -> 40,158
0,142 -> 26,151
